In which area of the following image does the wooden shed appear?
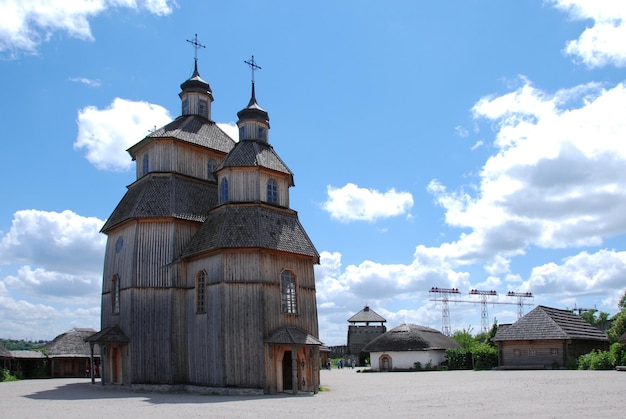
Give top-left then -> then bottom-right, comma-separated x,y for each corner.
493,305 -> 609,369
92,57 -> 321,394
43,328 -> 100,377
0,343 -> 12,371
363,324 -> 460,371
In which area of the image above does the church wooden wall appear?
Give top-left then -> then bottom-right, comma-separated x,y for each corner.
222,167 -> 290,207
136,140 -> 225,180
183,249 -> 318,389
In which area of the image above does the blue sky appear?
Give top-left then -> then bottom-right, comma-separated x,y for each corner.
1,1 -> 626,345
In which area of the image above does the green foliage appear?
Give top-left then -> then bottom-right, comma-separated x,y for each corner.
610,342 -> 626,366
0,339 -> 44,351
471,343 -> 498,370
578,348 -> 621,370
580,309 -> 611,325
1,369 -> 19,382
607,310 -> 626,344
577,352 -> 592,370
450,328 -> 475,349
413,361 -> 422,370
445,348 -> 472,370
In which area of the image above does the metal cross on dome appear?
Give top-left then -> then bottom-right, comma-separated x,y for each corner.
244,55 -> 262,82
186,34 -> 206,63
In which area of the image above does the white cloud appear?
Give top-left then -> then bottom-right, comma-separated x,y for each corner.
426,80 -> 626,265
217,122 -> 239,142
69,77 -> 101,87
0,0 -> 175,56
0,209 -> 104,339
74,98 -> 172,171
552,0 -> 626,67
0,209 -> 106,275
322,183 -> 414,223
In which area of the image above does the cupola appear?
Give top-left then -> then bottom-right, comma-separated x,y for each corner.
237,56 -> 270,142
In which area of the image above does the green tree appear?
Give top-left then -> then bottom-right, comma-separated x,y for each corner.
607,289 -> 626,344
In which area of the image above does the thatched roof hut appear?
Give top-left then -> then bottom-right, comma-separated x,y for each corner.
363,324 -> 460,371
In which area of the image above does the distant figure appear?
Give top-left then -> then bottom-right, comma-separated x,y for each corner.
327,361 -> 331,370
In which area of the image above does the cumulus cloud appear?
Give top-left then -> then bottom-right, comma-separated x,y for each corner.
74,98 -> 172,171
0,209 -> 105,339
0,209 -> 105,275
0,0 -> 175,56
425,80 -> 626,265
322,183 -> 414,223
552,0 -> 626,67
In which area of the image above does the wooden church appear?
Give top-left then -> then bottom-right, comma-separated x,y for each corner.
87,51 -> 322,395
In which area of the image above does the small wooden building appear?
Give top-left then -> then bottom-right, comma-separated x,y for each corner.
347,305 -> 387,365
43,328 -> 100,377
493,305 -> 609,369
90,57 -> 321,394
363,324 -> 460,371
0,343 -> 12,371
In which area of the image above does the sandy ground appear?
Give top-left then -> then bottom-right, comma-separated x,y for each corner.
2,369 -> 625,418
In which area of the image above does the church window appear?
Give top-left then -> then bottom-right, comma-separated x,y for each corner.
199,100 -> 207,117
112,275 -> 120,314
196,270 -> 207,314
219,178 -> 229,203
239,126 -> 244,140
207,159 -> 216,181
258,126 -> 266,141
281,270 -> 297,314
182,98 -> 189,115
267,179 -> 278,203
143,154 -> 149,176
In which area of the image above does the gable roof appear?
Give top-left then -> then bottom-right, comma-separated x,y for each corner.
348,306 -> 386,323
43,328 -> 99,357
265,327 -> 323,346
85,324 -> 130,344
363,324 -> 461,352
492,305 -> 608,342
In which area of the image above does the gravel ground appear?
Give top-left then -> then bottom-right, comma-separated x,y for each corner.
2,368 -> 625,418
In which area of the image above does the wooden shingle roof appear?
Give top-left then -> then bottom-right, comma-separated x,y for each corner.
492,305 -> 609,342
182,204 -> 319,260
0,343 -> 12,358
101,174 -> 217,232
129,115 -> 235,156
363,324 -> 461,352
43,328 -> 99,357
265,327 -> 322,346
348,306 -> 386,323
85,324 -> 130,344
216,140 -> 294,185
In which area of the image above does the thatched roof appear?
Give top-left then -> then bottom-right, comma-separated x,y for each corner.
265,327 -> 323,346
43,328 -> 99,357
10,350 -> 46,359
348,306 -> 386,324
362,324 -> 461,352
492,306 -> 609,342
0,343 -> 12,358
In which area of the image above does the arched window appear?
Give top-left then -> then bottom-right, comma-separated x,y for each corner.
112,275 -> 120,314
142,154 -> 149,176
207,159 -> 216,181
281,270 -> 297,314
196,270 -> 206,314
219,178 -> 229,203
267,178 -> 278,203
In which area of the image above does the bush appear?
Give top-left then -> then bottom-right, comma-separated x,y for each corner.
610,343 -> 626,366
590,350 -> 614,370
446,348 -> 471,370
471,343 -> 498,370
577,352 -> 593,370
1,369 -> 18,382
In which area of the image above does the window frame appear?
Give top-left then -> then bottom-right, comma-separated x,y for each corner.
280,270 -> 298,315
219,177 -> 229,203
196,270 -> 207,314
112,275 -> 120,315
267,178 -> 278,203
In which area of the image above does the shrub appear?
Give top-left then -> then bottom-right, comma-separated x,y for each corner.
590,350 -> 614,370
471,343 -> 498,370
610,343 -> 626,366
446,348 -> 472,370
577,352 -> 593,370
1,369 -> 18,382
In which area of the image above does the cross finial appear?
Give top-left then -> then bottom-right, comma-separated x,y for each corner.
244,55 -> 262,83
186,34 -> 206,64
